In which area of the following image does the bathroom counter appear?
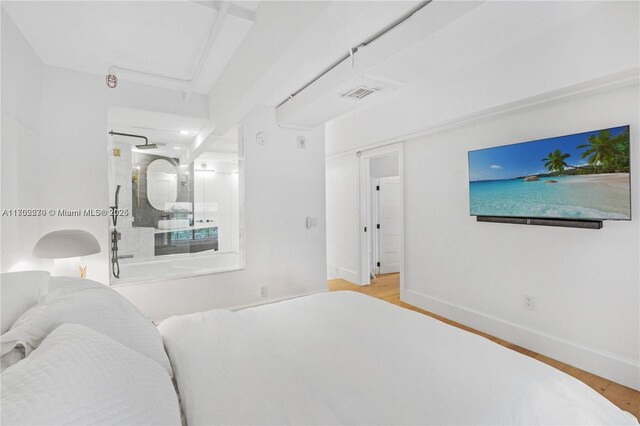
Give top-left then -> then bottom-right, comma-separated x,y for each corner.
154,223 -> 217,234
154,224 -> 218,256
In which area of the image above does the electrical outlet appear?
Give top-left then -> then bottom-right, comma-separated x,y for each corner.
306,216 -> 318,229
524,295 -> 535,311
260,285 -> 269,298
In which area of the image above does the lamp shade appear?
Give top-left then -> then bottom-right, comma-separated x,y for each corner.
33,230 -> 101,259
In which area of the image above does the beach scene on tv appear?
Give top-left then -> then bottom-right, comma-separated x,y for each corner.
468,125 -> 631,220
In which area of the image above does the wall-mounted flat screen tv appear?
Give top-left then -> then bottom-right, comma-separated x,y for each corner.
468,125 -> 631,220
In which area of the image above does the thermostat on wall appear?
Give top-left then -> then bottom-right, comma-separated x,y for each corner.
256,131 -> 267,145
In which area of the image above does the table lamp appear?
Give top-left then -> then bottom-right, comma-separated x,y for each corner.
33,230 -> 101,278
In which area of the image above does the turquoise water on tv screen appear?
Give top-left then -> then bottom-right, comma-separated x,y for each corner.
469,175 -> 630,220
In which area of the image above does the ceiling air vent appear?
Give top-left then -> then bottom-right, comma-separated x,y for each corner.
341,86 -> 379,100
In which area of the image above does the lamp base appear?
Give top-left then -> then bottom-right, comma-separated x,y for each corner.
79,265 -> 87,278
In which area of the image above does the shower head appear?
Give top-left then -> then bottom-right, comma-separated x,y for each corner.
135,142 -> 158,150
109,130 -> 157,150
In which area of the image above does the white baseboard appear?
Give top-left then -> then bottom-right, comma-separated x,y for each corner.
338,268 -> 358,285
403,289 -> 640,390
327,265 -> 359,284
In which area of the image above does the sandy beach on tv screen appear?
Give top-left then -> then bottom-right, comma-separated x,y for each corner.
563,172 -> 629,187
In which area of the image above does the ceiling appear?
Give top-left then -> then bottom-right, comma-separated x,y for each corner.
365,1 -> 601,85
2,0 -> 257,94
5,1 -> 627,159
3,0 -> 479,156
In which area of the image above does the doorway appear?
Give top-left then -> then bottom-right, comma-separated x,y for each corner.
373,175 -> 401,275
357,143 -> 404,297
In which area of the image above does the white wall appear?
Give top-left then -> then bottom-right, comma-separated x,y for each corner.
117,105 -> 328,320
404,85 -> 639,390
1,9 -> 45,272
370,154 -> 399,178
325,154 -> 358,281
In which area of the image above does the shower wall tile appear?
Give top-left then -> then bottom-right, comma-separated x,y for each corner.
118,226 -> 155,259
110,142 -> 132,215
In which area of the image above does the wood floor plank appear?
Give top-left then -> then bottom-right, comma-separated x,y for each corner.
534,354 -> 570,373
328,274 -> 639,420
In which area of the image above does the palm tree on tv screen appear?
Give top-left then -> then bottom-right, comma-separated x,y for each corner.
542,149 -> 571,173
577,129 -> 619,167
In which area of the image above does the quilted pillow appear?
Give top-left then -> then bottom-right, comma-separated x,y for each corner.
0,277 -> 172,376
1,323 -> 181,425
0,271 -> 50,333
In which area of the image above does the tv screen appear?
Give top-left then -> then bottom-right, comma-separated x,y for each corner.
468,125 -> 631,220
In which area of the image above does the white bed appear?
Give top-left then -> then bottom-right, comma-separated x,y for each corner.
160,291 -> 638,426
1,273 -> 637,425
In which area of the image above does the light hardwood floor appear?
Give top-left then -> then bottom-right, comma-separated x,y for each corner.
328,273 -> 639,419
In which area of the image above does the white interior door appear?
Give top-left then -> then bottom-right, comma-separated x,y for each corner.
378,176 -> 401,274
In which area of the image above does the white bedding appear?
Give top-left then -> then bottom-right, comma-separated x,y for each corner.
159,291 -> 638,425
2,324 -> 180,426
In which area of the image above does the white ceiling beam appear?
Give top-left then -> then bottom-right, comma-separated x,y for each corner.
108,1 -> 231,100
186,1 -> 332,162
190,1 -> 255,22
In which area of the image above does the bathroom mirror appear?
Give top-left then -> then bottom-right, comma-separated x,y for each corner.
108,108 -> 244,286
147,159 -> 177,210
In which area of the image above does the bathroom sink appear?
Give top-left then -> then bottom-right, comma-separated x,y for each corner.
157,219 -> 190,230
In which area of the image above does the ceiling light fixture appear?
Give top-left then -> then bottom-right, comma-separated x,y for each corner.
106,74 -> 118,89
174,147 -> 181,150
180,130 -> 190,135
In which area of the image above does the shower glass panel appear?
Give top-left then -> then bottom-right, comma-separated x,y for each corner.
107,123 -> 243,285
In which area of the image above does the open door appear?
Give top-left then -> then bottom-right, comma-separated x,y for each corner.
357,143 -> 404,289
376,176 -> 401,274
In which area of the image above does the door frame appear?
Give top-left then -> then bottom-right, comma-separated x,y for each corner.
356,143 -> 404,298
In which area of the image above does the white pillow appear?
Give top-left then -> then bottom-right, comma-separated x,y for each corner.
0,271 -> 50,333
0,277 -> 173,376
47,275 -> 106,293
1,323 -> 181,426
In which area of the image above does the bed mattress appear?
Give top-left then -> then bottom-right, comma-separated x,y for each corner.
159,291 -> 638,425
